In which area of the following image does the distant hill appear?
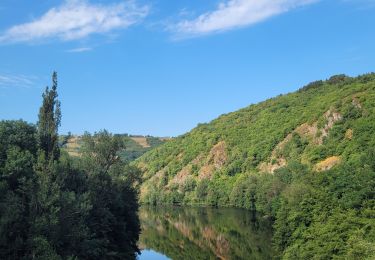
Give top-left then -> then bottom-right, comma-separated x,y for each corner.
60,134 -> 171,161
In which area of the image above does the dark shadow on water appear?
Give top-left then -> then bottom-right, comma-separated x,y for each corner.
138,206 -> 275,260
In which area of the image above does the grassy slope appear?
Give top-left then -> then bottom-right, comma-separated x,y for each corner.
137,73 -> 375,204
61,135 -> 169,162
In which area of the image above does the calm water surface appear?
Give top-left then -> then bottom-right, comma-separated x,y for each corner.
137,206 -> 274,260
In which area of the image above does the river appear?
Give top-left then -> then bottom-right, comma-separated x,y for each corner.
137,206 -> 275,260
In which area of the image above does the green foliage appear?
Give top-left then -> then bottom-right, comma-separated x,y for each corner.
327,74 -> 351,85
298,80 -> 324,92
79,131 -> 140,259
137,73 -> 375,259
119,137 -> 146,161
196,179 -> 209,201
0,119 -> 37,167
121,136 -> 167,162
0,73 -> 140,259
38,71 -> 61,162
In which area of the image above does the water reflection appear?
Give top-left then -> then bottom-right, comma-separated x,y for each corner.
138,249 -> 170,260
138,206 -> 275,260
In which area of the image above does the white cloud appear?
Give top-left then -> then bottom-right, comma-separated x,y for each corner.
0,74 -> 38,88
66,47 -> 93,52
0,0 -> 149,43
174,0 -> 318,37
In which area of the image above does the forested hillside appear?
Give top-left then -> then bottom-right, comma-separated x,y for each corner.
137,73 -> 375,259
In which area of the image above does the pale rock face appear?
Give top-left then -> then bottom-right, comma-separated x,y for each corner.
258,109 -> 343,173
315,156 -> 341,172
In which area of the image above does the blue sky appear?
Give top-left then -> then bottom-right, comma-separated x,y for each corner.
0,0 -> 374,136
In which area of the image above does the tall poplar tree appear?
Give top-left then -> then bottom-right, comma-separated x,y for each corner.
30,72 -> 62,259
37,71 -> 61,162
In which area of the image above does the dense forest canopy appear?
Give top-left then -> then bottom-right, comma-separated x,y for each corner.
136,73 -> 375,259
0,73 -> 140,259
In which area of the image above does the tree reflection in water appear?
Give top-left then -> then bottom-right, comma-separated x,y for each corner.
139,206 -> 275,260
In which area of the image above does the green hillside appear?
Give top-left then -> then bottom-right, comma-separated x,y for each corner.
136,73 -> 375,258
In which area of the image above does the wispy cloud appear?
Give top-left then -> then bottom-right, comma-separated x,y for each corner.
0,0 -> 149,44
173,0 -> 318,38
66,47 -> 93,53
0,73 -> 38,89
